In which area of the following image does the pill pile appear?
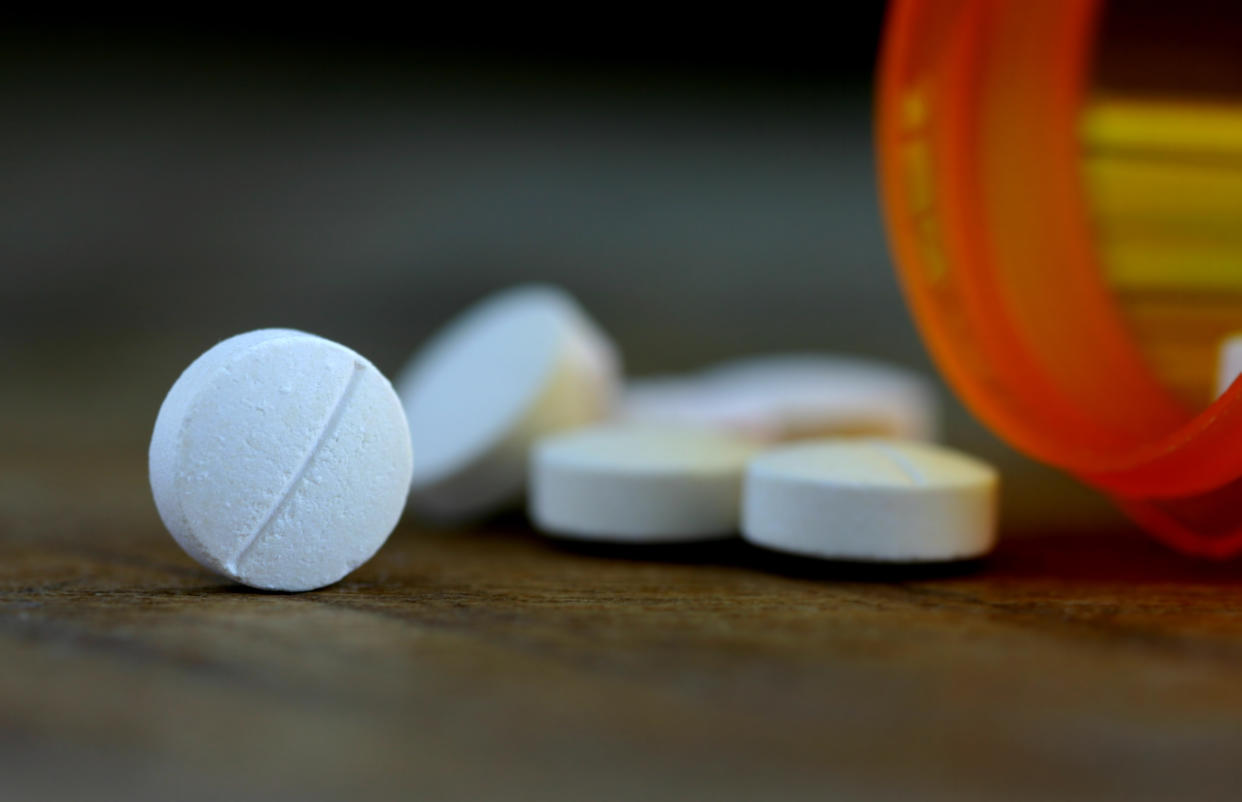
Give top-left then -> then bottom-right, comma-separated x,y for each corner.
149,285 -> 998,591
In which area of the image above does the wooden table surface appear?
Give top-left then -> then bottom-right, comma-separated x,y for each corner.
5,440 -> 1242,802
7,46 -> 1240,800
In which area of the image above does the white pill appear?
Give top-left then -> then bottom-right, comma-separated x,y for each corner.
742,439 -> 997,562
703,355 -> 940,441
149,329 -> 413,591
621,354 -> 939,443
1216,334 -> 1242,398
621,376 -> 782,441
397,285 -> 620,521
530,424 -> 760,542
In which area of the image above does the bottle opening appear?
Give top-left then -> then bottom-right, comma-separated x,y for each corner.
1085,0 -> 1242,410
878,0 -> 1242,556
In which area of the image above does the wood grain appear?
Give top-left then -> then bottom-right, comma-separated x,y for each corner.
4,448 -> 1242,802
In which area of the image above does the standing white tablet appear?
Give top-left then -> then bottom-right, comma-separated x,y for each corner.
149,329 -> 413,591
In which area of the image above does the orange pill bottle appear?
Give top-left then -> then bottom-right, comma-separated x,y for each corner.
877,0 -> 1242,556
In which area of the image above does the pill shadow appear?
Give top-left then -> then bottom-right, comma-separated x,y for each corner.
544,535 -> 751,566
193,583 -> 301,596
425,509 -> 989,582
739,545 -> 988,582
546,534 -> 987,582
984,528 -> 1242,585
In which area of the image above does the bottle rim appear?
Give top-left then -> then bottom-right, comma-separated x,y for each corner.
876,0 -> 1242,508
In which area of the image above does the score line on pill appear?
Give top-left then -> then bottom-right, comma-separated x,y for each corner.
149,329 -> 413,591
742,439 -> 997,562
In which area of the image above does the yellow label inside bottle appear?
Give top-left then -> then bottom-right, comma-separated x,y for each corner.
1082,96 -> 1242,407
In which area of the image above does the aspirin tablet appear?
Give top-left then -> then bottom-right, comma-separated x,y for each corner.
621,354 -> 939,444
529,424 -> 760,542
702,354 -> 940,441
149,329 -> 413,591
621,376 -> 782,442
742,439 -> 997,562
397,285 -> 620,521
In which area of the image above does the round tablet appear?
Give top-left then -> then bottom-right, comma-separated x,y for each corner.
621,376 -> 781,441
149,329 -> 413,591
702,355 -> 940,441
742,439 -> 997,562
529,424 -> 760,542
621,354 -> 939,444
397,285 -> 620,521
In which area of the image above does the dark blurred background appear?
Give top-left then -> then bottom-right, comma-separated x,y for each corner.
0,13 -> 1119,532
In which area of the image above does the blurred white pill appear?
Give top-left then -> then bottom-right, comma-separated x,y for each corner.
530,424 -> 760,542
1216,334 -> 1242,398
622,354 -> 939,443
622,375 -> 781,441
703,354 -> 940,440
149,329 -> 413,591
743,439 -> 997,562
397,285 -> 620,521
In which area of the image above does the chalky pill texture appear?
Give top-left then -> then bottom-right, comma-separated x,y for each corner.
397,285 -> 620,521
530,424 -> 759,542
149,329 -> 413,591
743,439 -> 997,562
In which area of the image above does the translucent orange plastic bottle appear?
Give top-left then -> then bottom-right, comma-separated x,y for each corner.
877,0 -> 1242,556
